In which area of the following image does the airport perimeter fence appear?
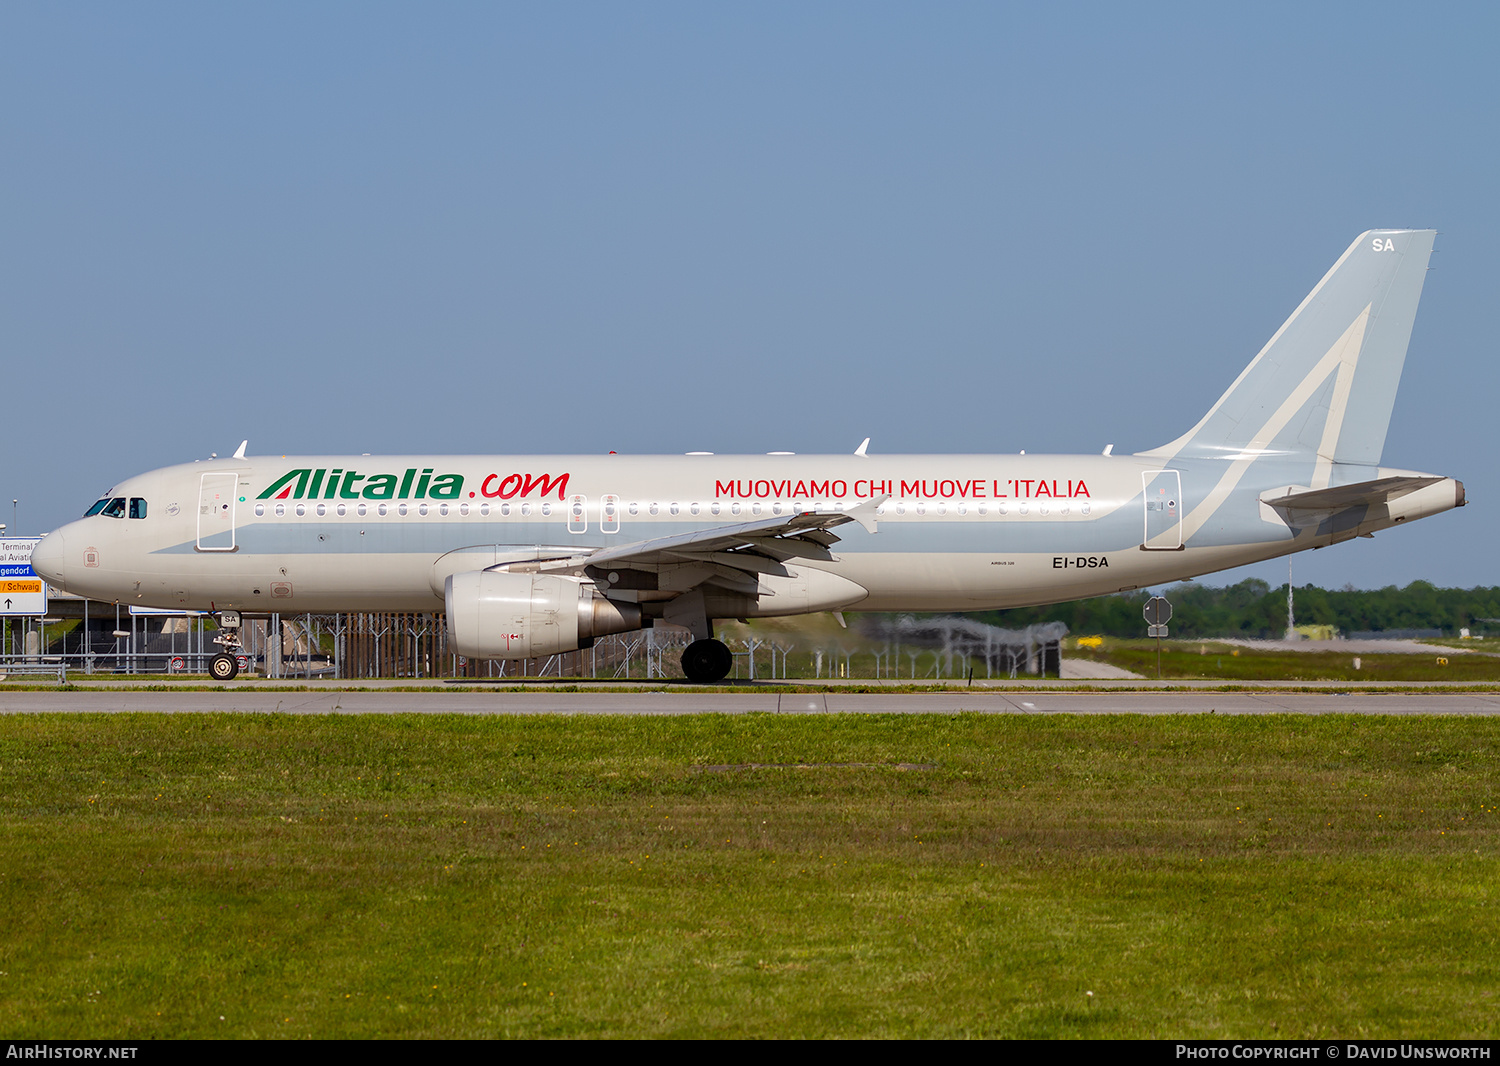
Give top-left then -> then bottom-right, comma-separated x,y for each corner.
1,611 -> 742,681
1,610 -> 1066,681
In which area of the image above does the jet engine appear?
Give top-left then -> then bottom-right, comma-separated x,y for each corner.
445,570 -> 642,660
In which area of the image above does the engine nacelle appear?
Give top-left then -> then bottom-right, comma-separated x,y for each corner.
445,570 -> 642,659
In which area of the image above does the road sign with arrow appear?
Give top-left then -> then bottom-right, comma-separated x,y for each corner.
1,539 -> 49,616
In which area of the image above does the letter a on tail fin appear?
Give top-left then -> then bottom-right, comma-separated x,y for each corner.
1143,230 -> 1436,470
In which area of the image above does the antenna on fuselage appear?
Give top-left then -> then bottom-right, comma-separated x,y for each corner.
854,437 -> 870,457
233,440 -> 248,460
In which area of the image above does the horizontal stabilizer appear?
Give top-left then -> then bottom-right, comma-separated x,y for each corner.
1261,476 -> 1445,512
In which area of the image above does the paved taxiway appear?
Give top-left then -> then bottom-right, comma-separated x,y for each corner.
5,688 -> 1500,715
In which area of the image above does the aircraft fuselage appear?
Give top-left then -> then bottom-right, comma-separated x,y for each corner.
32,450 -> 1463,616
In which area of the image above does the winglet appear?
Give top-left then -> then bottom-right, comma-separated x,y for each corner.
854,437 -> 870,457
233,440 -> 248,460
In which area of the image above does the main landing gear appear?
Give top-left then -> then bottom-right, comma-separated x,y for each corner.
680,638 -> 733,684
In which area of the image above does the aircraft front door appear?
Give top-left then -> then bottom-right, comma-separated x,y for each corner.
1141,469 -> 1183,550
197,473 -> 238,552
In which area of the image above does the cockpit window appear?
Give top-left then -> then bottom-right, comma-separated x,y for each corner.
84,498 -> 111,517
129,498 -> 147,519
97,497 -> 127,519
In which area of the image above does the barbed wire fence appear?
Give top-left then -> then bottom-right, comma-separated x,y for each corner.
8,606 -> 1065,681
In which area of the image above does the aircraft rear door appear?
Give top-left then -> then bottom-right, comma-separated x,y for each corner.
1141,469 -> 1183,550
197,473 -> 239,551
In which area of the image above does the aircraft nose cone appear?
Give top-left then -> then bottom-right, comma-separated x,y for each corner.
30,530 -> 66,589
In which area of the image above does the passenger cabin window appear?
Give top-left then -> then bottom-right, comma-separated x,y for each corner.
129,499 -> 147,519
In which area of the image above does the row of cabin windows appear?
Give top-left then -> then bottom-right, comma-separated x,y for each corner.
86,497 -> 147,519
250,499 -> 1094,519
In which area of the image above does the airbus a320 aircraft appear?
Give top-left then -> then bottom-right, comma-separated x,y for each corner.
32,230 -> 1463,682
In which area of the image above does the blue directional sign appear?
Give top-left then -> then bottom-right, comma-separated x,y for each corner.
1,538 -> 48,615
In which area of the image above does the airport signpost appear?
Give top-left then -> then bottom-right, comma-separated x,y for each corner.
1144,595 -> 1172,678
1,538 -> 47,616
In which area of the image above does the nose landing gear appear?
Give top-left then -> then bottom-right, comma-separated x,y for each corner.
209,652 -> 240,681
209,609 -> 244,680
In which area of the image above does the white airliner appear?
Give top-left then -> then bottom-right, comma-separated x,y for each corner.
32,230 -> 1464,681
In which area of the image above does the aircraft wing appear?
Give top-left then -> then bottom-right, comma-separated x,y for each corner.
1261,476 -> 1445,513
514,507 -> 873,599
584,511 -> 850,567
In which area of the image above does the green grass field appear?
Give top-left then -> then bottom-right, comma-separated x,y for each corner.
1,712 -> 1497,1038
1076,638 -> 1500,682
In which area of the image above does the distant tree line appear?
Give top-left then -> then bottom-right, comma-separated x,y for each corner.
961,580 -> 1500,639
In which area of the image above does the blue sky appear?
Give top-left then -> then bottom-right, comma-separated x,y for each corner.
3,3 -> 1496,589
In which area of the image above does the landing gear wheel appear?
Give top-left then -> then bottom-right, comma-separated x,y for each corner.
209,653 -> 239,681
681,638 -> 733,684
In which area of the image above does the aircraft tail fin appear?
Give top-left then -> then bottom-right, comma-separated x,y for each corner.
1142,230 -> 1436,468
